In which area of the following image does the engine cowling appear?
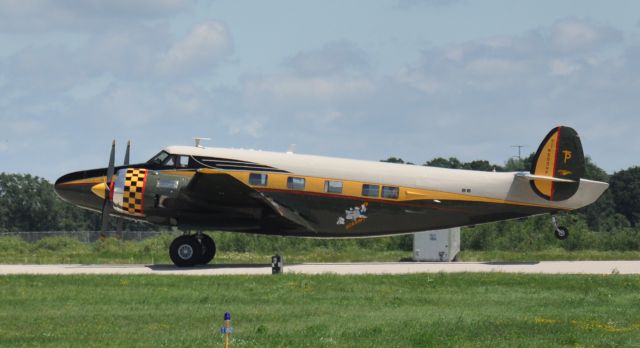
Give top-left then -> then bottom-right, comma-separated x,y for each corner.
112,168 -> 149,217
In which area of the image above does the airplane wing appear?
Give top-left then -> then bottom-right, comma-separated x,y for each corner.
181,171 -> 265,207
179,171 -> 317,232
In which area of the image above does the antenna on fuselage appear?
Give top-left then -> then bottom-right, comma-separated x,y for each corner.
193,137 -> 211,148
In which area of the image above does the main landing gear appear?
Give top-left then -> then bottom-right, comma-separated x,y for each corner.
551,216 -> 569,240
169,232 -> 216,267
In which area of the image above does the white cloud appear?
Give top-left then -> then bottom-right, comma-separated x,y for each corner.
550,60 -> 580,76
551,18 -> 622,53
245,77 -> 375,104
3,44 -> 88,92
1,20 -> 232,89
85,26 -> 168,79
284,40 -> 369,77
0,0 -> 194,32
228,118 -> 264,138
156,21 -> 232,77
465,58 -> 528,76
59,0 -> 194,18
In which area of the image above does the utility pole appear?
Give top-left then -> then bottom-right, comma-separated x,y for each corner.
511,145 -> 527,160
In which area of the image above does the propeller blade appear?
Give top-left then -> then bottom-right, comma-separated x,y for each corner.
100,140 -> 117,239
100,199 -> 111,238
106,140 -> 116,186
113,140 -> 130,240
124,140 -> 130,166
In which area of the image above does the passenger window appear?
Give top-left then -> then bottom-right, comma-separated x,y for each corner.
177,155 -> 189,168
362,184 -> 380,197
287,177 -> 305,190
249,173 -> 268,186
382,186 -> 399,199
324,180 -> 343,194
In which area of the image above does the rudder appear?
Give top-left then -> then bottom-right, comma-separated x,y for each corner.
530,126 -> 585,201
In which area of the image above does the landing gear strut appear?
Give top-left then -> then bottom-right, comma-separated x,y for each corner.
551,216 -> 569,240
169,233 -> 217,267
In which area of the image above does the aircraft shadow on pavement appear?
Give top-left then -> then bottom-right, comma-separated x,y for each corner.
483,261 -> 540,265
147,264 -> 272,271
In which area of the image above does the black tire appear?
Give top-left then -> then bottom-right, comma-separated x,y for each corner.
198,234 -> 216,265
554,226 -> 569,240
169,235 -> 200,267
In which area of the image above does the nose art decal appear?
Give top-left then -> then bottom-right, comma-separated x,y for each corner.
122,168 -> 148,216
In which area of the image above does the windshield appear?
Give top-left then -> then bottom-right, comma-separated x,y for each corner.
148,151 -> 170,165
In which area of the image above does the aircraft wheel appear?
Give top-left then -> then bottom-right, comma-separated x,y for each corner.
170,235 -> 200,267
198,234 -> 216,265
554,226 -> 569,240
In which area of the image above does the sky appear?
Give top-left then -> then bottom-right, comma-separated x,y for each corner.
1,0 -> 639,181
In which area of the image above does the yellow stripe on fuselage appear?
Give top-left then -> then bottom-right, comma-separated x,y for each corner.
59,168 -> 564,210
198,168 -> 561,210
57,177 -> 109,186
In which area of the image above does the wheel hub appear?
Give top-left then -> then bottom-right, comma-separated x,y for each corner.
177,244 -> 194,260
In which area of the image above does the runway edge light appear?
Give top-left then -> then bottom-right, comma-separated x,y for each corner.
220,311 -> 233,348
272,254 -> 283,274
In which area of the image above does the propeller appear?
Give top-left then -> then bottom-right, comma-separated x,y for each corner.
99,140 -> 116,239
115,141 -> 130,239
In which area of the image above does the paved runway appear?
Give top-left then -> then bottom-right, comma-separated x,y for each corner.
0,261 -> 639,276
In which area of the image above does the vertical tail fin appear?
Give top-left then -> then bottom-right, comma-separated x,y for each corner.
530,126 -> 585,201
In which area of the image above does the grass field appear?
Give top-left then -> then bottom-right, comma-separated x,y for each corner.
1,273 -> 639,347
2,234 -> 640,265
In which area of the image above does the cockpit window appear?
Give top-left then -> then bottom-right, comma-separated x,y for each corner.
148,151 -> 170,165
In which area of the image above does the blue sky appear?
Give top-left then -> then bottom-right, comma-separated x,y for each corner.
1,0 -> 639,180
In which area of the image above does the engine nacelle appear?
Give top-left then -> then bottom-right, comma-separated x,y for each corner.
111,168 -> 191,219
112,168 -> 149,217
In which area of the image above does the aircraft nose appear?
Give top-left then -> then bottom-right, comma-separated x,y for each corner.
54,170 -> 105,212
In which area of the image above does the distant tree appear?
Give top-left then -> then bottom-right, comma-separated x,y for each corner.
609,166 -> 640,227
462,160 -> 503,172
504,153 -> 535,172
381,157 -> 405,164
381,157 -> 415,165
425,157 -> 463,169
575,158 -> 621,231
425,157 -> 503,172
0,173 -> 58,231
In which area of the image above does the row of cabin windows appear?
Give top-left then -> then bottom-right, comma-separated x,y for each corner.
248,173 -> 399,199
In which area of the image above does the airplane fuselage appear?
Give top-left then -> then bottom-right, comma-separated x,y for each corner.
54,146 -> 608,238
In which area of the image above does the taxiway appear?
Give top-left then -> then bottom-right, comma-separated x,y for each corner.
0,261 -> 638,276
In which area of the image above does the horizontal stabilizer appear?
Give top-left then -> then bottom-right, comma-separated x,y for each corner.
515,172 -> 576,183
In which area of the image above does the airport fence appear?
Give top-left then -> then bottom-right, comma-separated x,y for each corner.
0,231 -> 169,243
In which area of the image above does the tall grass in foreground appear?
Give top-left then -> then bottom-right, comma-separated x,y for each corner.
0,273 -> 639,347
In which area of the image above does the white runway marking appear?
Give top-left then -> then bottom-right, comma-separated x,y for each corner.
0,261 -> 639,276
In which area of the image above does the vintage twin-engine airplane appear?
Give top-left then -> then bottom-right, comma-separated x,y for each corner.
55,126 -> 608,266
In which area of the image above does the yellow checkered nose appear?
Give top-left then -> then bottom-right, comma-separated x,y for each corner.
112,168 -> 148,217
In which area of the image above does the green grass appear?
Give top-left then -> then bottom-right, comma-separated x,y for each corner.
1,234 -> 640,265
0,273 -> 639,347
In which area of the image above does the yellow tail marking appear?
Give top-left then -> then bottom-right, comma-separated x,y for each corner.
533,130 -> 559,197
562,150 -> 572,163
558,169 -> 572,177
